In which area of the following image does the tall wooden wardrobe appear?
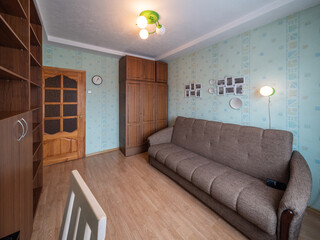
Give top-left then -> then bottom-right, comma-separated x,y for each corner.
119,56 -> 168,156
0,0 -> 43,239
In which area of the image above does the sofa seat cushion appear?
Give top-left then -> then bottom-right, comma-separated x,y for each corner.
237,181 -> 284,235
175,156 -> 211,182
191,161 -> 229,194
148,143 -> 182,164
210,169 -> 261,211
164,150 -> 198,172
148,143 -> 180,163
192,162 -> 283,235
149,144 -> 211,182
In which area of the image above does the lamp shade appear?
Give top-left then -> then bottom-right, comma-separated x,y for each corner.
156,25 -> 166,35
260,86 -> 275,96
139,29 -> 149,39
137,16 -> 148,28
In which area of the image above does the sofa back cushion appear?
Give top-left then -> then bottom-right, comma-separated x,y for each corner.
171,117 -> 293,183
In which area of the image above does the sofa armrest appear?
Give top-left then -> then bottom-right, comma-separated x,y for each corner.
148,127 -> 173,146
277,151 -> 312,240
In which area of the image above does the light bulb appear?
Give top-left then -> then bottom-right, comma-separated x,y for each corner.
137,16 -> 148,29
156,25 -> 166,35
139,29 -> 149,39
260,86 -> 275,96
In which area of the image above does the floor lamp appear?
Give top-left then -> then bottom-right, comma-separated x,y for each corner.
260,86 -> 275,129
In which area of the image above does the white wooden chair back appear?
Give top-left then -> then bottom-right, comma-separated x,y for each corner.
59,170 -> 107,240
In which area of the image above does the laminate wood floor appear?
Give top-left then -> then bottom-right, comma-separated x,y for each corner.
31,150 -> 320,240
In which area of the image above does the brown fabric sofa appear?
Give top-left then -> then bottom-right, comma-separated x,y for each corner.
148,117 -> 312,240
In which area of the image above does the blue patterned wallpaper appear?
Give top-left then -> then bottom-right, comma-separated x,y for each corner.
168,5 -> 320,209
43,44 -> 119,155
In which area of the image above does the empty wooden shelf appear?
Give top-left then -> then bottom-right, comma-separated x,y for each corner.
0,1 -> 43,239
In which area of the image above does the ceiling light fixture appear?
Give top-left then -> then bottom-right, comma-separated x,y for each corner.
137,10 -> 165,40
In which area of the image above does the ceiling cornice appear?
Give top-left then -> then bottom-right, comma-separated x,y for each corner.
155,0 -> 295,60
47,35 -> 155,60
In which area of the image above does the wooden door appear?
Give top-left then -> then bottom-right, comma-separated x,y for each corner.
42,67 -> 86,166
126,82 -> 142,147
127,57 -> 144,80
156,84 -> 168,131
19,111 -> 33,240
0,115 -> 21,238
156,61 -> 168,83
143,60 -> 155,82
141,83 -> 156,144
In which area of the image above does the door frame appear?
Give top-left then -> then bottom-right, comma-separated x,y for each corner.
42,66 -> 86,165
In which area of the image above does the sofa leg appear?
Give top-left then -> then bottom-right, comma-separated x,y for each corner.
280,209 -> 294,240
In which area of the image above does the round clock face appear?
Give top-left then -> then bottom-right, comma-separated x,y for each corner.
92,75 -> 103,85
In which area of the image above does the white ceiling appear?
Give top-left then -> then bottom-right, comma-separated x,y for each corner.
35,0 -> 320,61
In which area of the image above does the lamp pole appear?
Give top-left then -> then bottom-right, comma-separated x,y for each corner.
268,96 -> 271,129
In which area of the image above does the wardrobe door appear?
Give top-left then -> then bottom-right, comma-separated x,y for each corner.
127,57 -> 144,80
156,61 -> 167,83
19,111 -> 33,240
141,83 -> 156,144
143,60 -> 155,82
126,82 -> 142,147
0,115 -> 21,238
156,84 -> 168,131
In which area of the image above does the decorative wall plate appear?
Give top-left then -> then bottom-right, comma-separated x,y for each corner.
229,97 -> 242,109
208,88 -> 215,94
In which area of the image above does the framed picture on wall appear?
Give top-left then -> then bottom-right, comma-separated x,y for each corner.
190,83 -> 195,90
235,85 -> 243,95
185,89 -> 190,97
196,89 -> 201,97
234,76 -> 245,85
185,84 -> 190,90
217,79 -> 225,86
190,90 -> 196,96
225,77 -> 233,86
225,86 -> 235,94
195,83 -> 202,89
218,86 -> 225,95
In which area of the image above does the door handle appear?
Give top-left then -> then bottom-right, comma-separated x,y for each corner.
17,120 -> 25,142
21,118 -> 28,138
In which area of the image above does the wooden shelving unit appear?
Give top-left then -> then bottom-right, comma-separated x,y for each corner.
33,141 -> 41,155
30,84 -> 42,108
0,0 -> 27,18
30,65 -> 42,86
29,4 -> 43,212
29,1 -> 43,217
0,15 -> 28,50
28,0 -> 43,217
30,24 -> 40,46
33,122 -> 40,131
0,0 -> 43,237
0,66 -> 29,81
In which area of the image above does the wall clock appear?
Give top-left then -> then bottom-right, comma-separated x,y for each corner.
92,75 -> 103,85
